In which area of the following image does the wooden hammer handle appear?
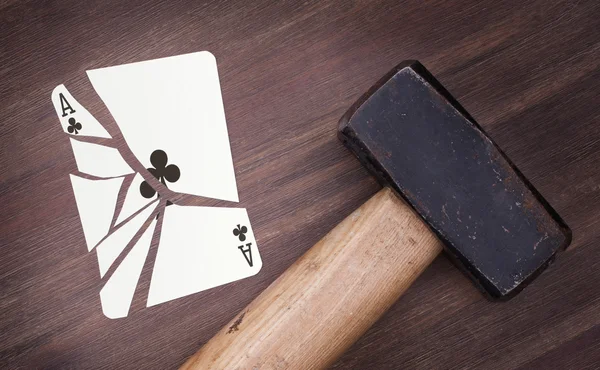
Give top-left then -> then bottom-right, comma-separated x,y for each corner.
181,188 -> 443,370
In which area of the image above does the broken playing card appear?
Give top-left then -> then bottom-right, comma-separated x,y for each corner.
53,51 -> 262,319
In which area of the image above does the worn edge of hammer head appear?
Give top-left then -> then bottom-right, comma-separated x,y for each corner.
338,60 -> 572,300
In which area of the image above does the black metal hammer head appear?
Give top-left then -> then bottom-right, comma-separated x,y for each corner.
338,61 -> 571,299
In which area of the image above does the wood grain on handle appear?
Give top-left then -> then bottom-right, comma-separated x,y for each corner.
181,187 -> 443,370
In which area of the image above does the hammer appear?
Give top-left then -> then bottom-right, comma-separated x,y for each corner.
181,61 -> 571,369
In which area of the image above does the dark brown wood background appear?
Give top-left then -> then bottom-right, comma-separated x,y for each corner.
1,0 -> 599,369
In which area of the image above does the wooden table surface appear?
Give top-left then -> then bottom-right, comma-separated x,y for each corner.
2,1 -> 599,369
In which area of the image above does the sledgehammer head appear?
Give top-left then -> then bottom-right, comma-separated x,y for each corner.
338,61 -> 571,299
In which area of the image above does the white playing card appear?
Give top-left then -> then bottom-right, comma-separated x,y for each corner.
54,51 -> 264,319
86,51 -> 239,202
69,175 -> 123,251
52,84 -> 111,138
100,218 -> 157,319
147,205 -> 262,307
115,173 -> 156,226
69,138 -> 134,178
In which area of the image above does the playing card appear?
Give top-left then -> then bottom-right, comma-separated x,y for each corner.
54,51 -> 264,319
147,205 -> 261,307
52,84 -> 111,138
87,51 -> 238,202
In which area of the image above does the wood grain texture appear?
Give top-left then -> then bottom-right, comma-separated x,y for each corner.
0,0 -> 599,369
182,188 -> 442,369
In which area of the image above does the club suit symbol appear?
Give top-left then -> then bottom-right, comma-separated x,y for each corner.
233,224 -> 248,242
67,117 -> 82,134
140,149 -> 181,198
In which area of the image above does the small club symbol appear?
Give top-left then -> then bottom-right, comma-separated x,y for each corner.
67,117 -> 82,134
140,149 -> 181,199
233,224 -> 248,242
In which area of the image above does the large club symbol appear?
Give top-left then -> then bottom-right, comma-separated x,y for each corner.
140,149 -> 180,199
